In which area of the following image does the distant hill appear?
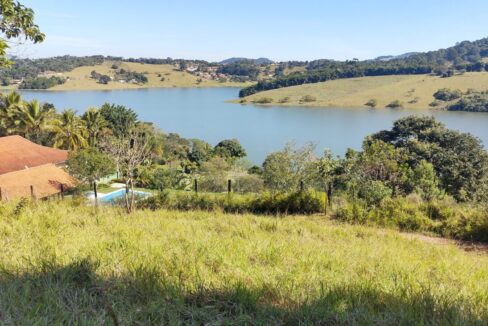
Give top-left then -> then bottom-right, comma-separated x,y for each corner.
220,57 -> 274,65
240,37 -> 488,97
373,52 -> 420,62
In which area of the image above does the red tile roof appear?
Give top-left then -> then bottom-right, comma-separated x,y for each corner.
0,164 -> 77,200
0,135 -> 68,175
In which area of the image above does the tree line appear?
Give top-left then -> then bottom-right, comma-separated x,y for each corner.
239,37 -> 488,97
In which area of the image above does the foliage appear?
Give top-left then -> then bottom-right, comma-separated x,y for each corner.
198,157 -> 230,192
365,99 -> 378,108
138,165 -> 188,190
433,88 -> 462,101
213,139 -> 246,160
262,143 -> 318,193
446,91 -> 488,112
234,174 -> 264,193
18,76 -> 65,89
51,109 -> 88,150
371,116 -> 488,201
99,103 -> 138,137
239,37 -> 488,97
299,95 -> 317,103
188,139 -> 213,166
67,148 -> 114,185
385,100 -> 403,108
217,60 -> 260,80
0,0 -> 44,66
253,97 -> 273,104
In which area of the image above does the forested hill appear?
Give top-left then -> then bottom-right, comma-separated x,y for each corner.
239,37 -> 488,97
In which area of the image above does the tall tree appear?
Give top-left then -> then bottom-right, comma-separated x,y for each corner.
0,91 -> 23,135
16,99 -> 55,143
99,103 -> 137,137
52,109 -> 88,150
82,108 -> 107,147
0,0 -> 44,67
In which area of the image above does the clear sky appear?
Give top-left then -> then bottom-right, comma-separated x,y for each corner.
14,0 -> 488,62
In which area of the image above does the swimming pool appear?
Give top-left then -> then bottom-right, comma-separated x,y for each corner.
88,189 -> 152,204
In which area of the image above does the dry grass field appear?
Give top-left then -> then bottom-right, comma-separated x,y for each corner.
0,201 -> 487,324
35,61 -> 251,91
239,72 -> 488,109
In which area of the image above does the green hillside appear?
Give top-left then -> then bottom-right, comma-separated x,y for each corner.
238,72 -> 488,109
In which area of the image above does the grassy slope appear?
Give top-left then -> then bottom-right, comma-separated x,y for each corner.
240,72 -> 488,109
38,61 -> 250,91
1,202 -> 487,324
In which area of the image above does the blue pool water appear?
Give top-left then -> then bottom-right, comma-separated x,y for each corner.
98,189 -> 151,204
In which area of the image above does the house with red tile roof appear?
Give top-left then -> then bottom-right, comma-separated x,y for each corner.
0,135 -> 77,200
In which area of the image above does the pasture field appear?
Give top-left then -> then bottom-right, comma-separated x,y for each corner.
25,61 -> 250,91
239,72 -> 488,109
0,201 -> 487,324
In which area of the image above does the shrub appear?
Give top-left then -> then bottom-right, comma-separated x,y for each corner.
234,174 -> 264,193
386,100 -> 403,108
364,99 -> 377,108
253,97 -> 273,104
278,96 -> 290,103
140,190 -> 325,215
433,88 -> 462,101
299,95 -> 317,103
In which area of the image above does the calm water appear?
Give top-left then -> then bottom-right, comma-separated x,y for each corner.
21,88 -> 488,163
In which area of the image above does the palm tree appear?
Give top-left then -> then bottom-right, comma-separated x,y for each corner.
0,91 -> 24,136
52,109 -> 88,150
16,100 -> 55,143
82,108 -> 107,147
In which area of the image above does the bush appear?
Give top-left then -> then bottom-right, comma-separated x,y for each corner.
385,100 -> 403,108
299,95 -> 317,103
433,88 -> 462,101
278,96 -> 290,103
253,97 -> 274,104
234,174 -> 264,193
364,99 -> 377,108
140,190 -> 325,215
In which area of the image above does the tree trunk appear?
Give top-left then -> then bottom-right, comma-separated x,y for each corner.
130,179 -> 135,212
93,181 -> 98,206
124,181 -> 131,214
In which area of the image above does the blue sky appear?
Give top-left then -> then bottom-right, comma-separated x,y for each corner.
15,0 -> 488,61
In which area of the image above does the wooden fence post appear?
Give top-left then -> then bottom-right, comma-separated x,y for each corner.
0,187 -> 2,202
60,184 -> 65,200
228,179 -> 232,194
93,181 -> 98,206
300,180 -> 304,192
194,179 -> 198,194
30,185 -> 36,200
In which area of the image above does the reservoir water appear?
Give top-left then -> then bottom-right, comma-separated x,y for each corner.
20,87 -> 488,163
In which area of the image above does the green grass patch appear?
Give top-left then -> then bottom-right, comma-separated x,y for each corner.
0,201 -> 487,324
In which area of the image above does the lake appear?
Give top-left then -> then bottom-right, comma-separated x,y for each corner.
20,88 -> 488,164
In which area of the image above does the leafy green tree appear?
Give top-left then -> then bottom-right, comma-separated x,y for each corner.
214,139 -> 246,161
262,143 -> 317,193
0,0 -> 44,67
188,139 -> 213,166
16,99 -> 55,143
0,91 -> 23,135
99,103 -> 138,137
82,108 -> 107,147
407,160 -> 443,201
52,109 -> 88,150
371,116 -> 488,201
67,148 -> 114,200
198,157 -> 230,192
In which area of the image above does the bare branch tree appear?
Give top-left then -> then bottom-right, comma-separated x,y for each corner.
99,133 -> 152,213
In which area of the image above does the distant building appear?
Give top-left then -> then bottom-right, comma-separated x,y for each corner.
0,135 -> 77,201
